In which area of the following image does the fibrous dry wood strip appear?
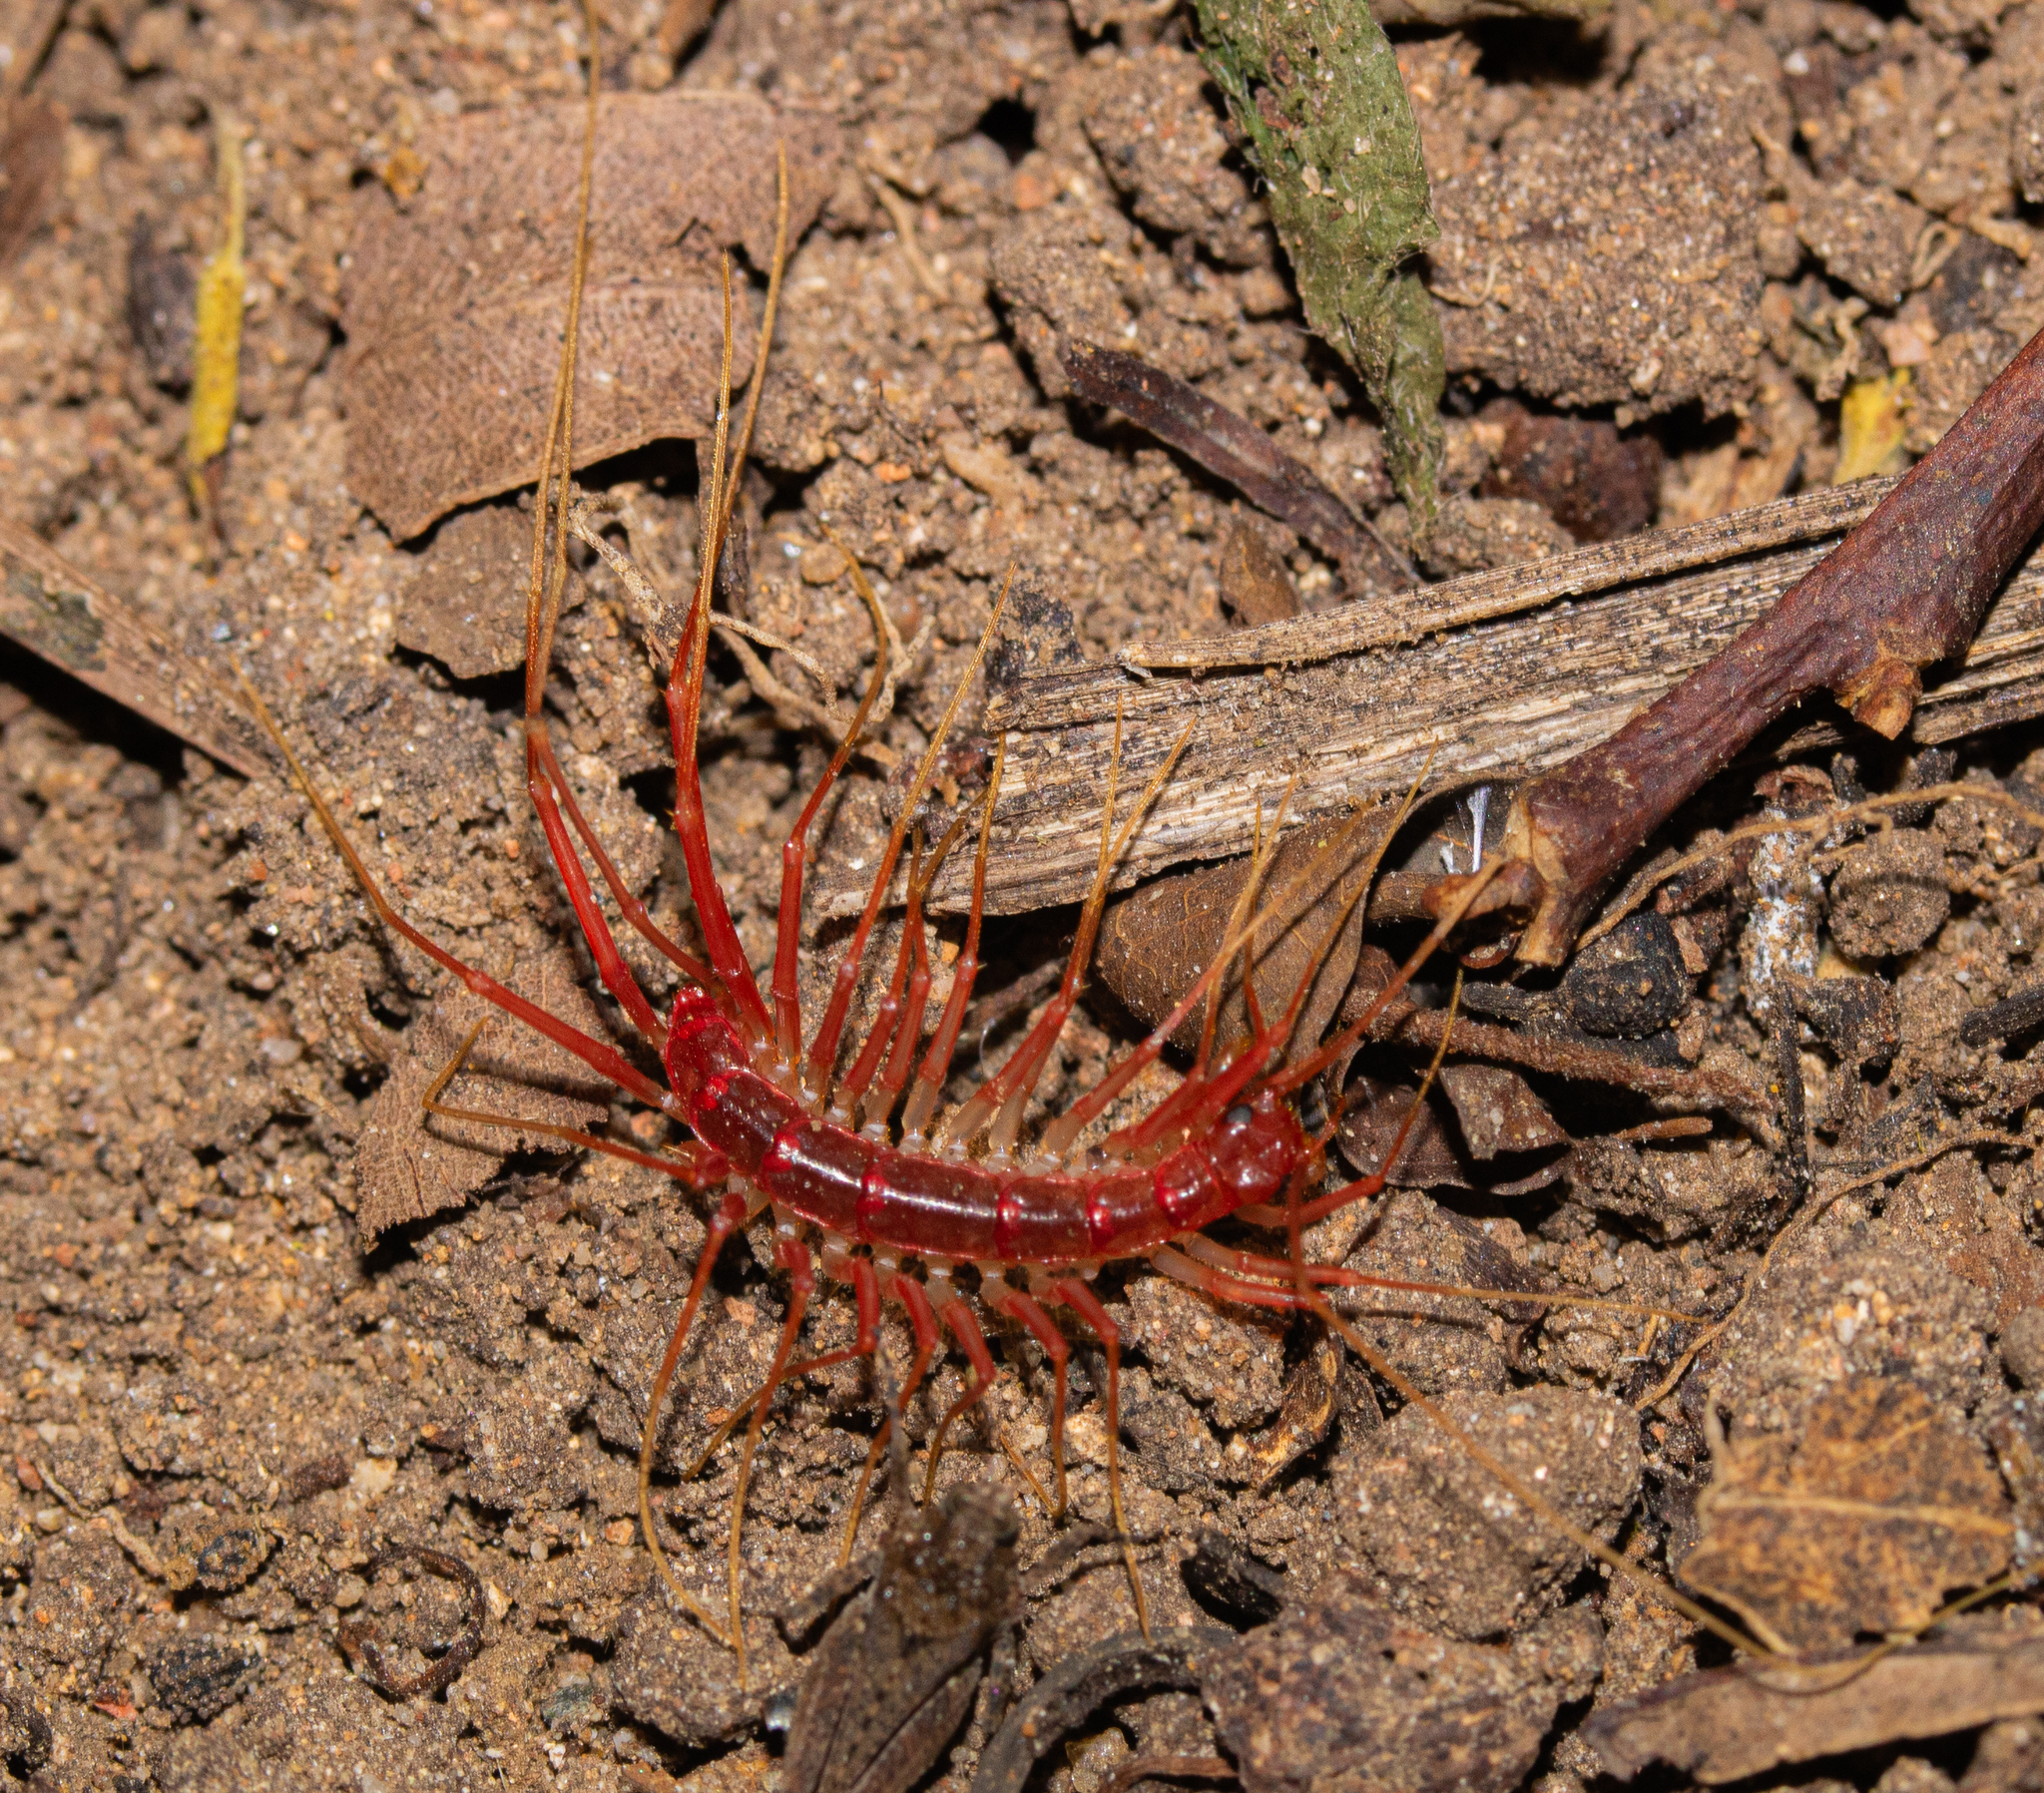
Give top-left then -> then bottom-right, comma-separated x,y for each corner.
0,517 -> 269,777
1122,478 -> 1898,670
932,486 -> 2044,916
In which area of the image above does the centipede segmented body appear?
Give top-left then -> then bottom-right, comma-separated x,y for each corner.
251,101 -> 1724,1690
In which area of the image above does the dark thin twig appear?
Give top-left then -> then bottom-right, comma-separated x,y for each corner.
1061,338 -> 1415,591
337,1545 -> 485,1699
971,1628 -> 1240,1793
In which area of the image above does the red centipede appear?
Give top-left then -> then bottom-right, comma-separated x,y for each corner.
247,128 -> 1738,1689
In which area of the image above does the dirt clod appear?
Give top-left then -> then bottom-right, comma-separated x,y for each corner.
1829,829 -> 1953,959
1204,1570 -> 1604,1793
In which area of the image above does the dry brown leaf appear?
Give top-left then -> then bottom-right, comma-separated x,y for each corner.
1680,1377 -> 2013,1653
351,950 -> 616,1241
1436,1065 -> 1569,1159
342,93 -> 841,541
1095,802 -> 1399,1061
1588,1622 -> 2044,1786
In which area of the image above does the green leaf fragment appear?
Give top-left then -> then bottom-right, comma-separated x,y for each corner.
1194,0 -> 1446,536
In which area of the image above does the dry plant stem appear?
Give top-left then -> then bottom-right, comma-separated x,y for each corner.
1479,322 -> 2044,965
1062,337 -> 1415,591
0,518 -> 269,776
930,494 -> 2044,920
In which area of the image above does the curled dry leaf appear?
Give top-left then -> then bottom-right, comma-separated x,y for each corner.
343,93 -> 841,540
1679,1377 -> 2013,1653
350,948 -> 614,1242
1094,802 -> 1400,1062
1588,1621 -> 2044,1786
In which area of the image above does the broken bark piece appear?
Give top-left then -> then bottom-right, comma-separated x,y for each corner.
1961,979 -> 2044,1045
0,517 -> 268,777
342,93 -> 839,540
1588,1624 -> 2044,1786
1678,1377 -> 2012,1655
1465,321 -> 2044,965
1062,338 -> 1411,591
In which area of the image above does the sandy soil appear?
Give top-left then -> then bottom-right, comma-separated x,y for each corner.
3,0 -> 2044,1787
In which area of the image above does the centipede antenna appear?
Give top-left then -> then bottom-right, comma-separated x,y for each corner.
804,568 -> 1014,1108
527,726 -> 711,986
667,259 -> 776,1047
1258,756 -> 1435,1073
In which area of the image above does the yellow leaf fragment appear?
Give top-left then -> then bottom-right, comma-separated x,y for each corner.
184,120 -> 246,490
1833,369 -> 1911,486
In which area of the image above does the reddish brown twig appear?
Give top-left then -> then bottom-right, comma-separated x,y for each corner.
1441,323 -> 2044,965
1061,338 -> 1414,591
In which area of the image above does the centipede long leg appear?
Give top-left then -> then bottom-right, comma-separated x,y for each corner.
726,1233 -> 815,1686
839,1271 -> 942,1563
1050,1275 -> 1150,1638
984,1285 -> 1071,1517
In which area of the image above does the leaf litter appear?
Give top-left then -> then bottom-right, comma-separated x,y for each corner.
7,0 -> 2044,1787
